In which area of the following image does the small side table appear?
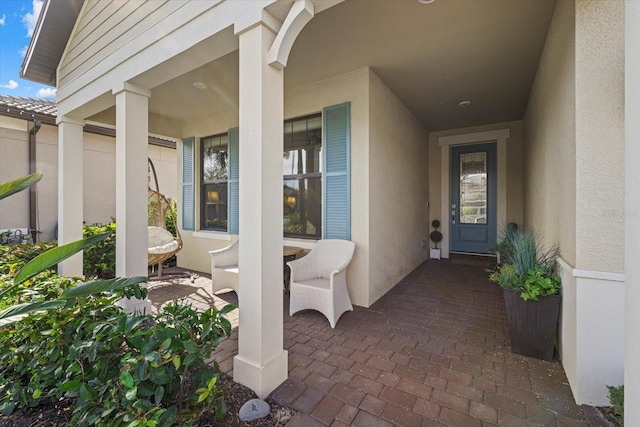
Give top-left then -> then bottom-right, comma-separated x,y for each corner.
283,246 -> 304,293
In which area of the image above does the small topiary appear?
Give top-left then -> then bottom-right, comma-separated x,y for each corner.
430,220 -> 442,249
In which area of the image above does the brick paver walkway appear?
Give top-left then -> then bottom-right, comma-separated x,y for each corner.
148,258 -> 607,426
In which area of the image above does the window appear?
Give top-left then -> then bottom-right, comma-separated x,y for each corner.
201,134 -> 228,231
189,103 -> 349,239
283,114 -> 322,239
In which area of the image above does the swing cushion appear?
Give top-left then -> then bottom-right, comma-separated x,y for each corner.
148,226 -> 179,255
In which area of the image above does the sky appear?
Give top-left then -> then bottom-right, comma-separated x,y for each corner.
0,0 -> 57,99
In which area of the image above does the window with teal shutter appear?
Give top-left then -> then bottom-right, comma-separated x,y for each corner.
182,137 -> 195,230
227,128 -> 239,234
323,103 -> 351,240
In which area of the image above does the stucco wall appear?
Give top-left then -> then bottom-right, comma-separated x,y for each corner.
525,0 -> 625,406
368,70 -> 429,305
177,68 -> 373,306
574,0 -> 625,273
428,120 -> 525,252
523,0 -> 576,266
0,118 -> 177,242
0,118 -> 30,231
179,67 -> 430,307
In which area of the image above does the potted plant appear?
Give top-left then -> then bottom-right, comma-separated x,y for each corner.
489,222 -> 518,264
488,228 -> 561,361
429,220 -> 442,260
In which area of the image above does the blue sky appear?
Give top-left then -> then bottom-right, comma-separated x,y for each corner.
0,0 -> 56,99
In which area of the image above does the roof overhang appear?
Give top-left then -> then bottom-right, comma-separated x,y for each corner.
20,0 -> 85,87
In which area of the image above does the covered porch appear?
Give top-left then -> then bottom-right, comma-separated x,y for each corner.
148,258 -> 602,426
21,0 -> 640,415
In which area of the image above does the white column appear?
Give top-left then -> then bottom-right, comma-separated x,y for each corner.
113,82 -> 151,314
233,17 -> 288,399
56,116 -> 85,277
625,1 -> 640,423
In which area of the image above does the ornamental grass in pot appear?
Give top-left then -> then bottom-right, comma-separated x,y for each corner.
489,227 -> 561,361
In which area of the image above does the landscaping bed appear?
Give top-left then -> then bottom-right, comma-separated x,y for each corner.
0,374 -> 292,427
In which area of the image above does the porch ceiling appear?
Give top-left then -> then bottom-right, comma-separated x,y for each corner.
91,0 -> 557,132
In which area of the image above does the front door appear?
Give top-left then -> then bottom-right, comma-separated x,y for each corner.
450,142 -> 497,253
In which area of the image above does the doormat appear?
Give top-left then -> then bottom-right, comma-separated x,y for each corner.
450,259 -> 491,268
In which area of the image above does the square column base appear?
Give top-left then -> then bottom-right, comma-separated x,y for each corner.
233,350 -> 288,399
115,297 -> 152,315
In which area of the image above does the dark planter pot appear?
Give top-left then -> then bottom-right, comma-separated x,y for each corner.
503,289 -> 561,361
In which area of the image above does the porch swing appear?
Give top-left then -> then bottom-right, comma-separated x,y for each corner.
148,158 -> 182,278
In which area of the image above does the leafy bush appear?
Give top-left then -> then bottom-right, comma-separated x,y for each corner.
164,199 -> 178,267
0,284 -> 233,426
1,173 -> 233,425
0,241 -> 57,276
83,222 -> 116,278
0,271 -> 78,311
488,227 -> 561,301
520,267 -> 561,301
511,229 -> 559,278
489,222 -> 519,264
0,241 -> 73,311
607,385 -> 624,425
488,263 -> 521,291
0,230 -> 13,245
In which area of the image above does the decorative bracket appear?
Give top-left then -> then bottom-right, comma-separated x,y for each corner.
268,0 -> 314,70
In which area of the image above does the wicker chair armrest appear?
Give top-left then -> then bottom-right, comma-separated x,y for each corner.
209,241 -> 239,268
288,254 -> 316,282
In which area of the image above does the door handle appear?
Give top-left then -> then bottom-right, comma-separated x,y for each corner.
451,210 -> 456,224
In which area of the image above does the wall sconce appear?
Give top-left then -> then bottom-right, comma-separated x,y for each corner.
207,190 -> 219,203
286,196 -> 297,207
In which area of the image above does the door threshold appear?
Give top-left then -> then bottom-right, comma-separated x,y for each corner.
450,251 -> 496,258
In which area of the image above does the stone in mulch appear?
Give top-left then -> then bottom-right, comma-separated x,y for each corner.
239,398 -> 271,422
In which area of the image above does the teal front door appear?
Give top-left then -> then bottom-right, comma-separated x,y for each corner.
450,143 -> 497,254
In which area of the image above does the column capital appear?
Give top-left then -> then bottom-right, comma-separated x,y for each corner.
112,82 -> 151,98
234,8 -> 281,36
56,115 -> 85,126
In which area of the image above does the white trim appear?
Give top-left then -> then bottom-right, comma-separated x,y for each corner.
438,129 -> 511,147
234,8 -> 281,36
558,256 -> 625,282
112,82 -> 151,98
438,128 -> 510,257
192,230 -> 232,241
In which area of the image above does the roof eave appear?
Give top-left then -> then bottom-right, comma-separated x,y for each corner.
20,0 -> 85,87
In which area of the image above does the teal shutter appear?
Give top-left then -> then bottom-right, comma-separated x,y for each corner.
323,103 -> 351,240
227,128 -> 239,234
181,137 -> 195,230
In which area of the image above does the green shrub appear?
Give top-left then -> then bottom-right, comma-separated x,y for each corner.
0,242 -> 73,311
0,272 -> 78,311
510,229 -> 559,278
520,267 -> 561,301
0,230 -> 12,245
83,222 -> 116,278
488,227 -> 561,301
0,285 -> 233,426
0,241 -> 57,276
488,263 -> 521,291
607,385 -> 624,424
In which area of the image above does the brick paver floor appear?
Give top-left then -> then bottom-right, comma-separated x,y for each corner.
148,257 -> 608,426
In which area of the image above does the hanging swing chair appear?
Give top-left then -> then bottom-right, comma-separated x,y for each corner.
148,158 -> 182,277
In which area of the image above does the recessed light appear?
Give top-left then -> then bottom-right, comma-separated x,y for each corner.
458,100 -> 472,108
417,0 -> 435,4
193,82 -> 207,89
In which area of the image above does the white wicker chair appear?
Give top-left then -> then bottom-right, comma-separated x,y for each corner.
209,240 -> 239,295
288,239 -> 356,328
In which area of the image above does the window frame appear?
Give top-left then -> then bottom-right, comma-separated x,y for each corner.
283,112 -> 323,240
200,133 -> 229,232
